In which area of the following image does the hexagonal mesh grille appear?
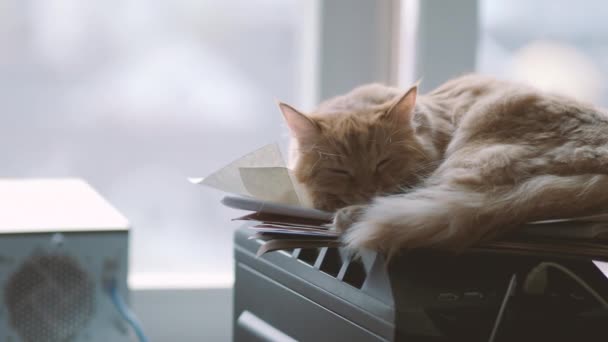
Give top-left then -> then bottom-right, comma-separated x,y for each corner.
4,254 -> 95,342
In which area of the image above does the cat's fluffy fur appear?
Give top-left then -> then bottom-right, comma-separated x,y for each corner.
280,74 -> 608,254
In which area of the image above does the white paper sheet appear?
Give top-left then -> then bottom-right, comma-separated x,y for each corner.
189,143 -> 305,206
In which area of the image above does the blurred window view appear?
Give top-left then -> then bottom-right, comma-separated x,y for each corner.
5,0 -> 608,286
478,0 -> 608,105
0,0 -> 301,282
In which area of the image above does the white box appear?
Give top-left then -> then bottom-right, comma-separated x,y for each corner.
0,179 -> 130,342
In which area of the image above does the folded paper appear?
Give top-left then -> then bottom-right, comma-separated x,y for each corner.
190,143 -> 305,206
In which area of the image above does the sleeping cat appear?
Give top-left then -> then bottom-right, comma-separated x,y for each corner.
279,74 -> 608,255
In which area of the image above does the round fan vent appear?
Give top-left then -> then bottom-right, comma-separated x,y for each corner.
4,254 -> 95,342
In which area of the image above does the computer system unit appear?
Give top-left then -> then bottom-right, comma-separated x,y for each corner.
0,179 -> 130,342
233,227 -> 608,341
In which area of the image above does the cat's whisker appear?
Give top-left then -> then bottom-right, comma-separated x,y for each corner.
413,159 -> 443,173
317,151 -> 343,157
309,155 -> 322,172
384,128 -> 409,144
402,143 -> 429,156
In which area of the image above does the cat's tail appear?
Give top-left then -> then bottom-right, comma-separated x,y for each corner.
343,174 -> 608,255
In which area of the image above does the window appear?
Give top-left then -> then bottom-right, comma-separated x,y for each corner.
478,0 -> 608,104
0,0 -> 302,284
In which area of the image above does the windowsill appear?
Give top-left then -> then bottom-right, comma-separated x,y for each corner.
129,272 -> 234,290
130,273 -> 234,341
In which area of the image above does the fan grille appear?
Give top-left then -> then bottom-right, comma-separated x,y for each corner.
4,254 -> 95,342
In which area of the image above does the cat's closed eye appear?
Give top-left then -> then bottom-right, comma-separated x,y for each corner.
327,168 -> 351,177
375,158 -> 391,171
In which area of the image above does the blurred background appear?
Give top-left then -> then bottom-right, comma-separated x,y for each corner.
478,0 -> 608,104
0,0 -> 302,285
1,0 -> 607,339
3,0 -> 607,282
2,0 -> 608,289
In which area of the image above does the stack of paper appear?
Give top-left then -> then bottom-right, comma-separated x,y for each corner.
219,194 -> 340,256
192,143 -> 608,260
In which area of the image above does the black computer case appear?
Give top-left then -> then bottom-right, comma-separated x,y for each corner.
233,226 -> 608,341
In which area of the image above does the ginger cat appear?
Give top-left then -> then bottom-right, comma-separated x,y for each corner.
279,74 -> 608,255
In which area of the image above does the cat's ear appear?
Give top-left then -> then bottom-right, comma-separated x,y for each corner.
278,102 -> 319,142
385,85 -> 417,123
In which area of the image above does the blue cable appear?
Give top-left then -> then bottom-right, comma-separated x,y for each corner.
107,281 -> 149,342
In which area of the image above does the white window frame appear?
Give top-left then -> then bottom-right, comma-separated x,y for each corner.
400,0 -> 479,91
299,0 -> 401,109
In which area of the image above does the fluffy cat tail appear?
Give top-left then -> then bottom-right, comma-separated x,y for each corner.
343,174 -> 608,256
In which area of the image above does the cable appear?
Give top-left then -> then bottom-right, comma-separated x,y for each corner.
523,262 -> 608,309
488,273 -> 517,342
107,280 -> 149,342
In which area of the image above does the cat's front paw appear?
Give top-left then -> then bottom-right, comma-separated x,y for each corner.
332,204 -> 367,233
342,220 -> 386,252
333,205 -> 389,252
